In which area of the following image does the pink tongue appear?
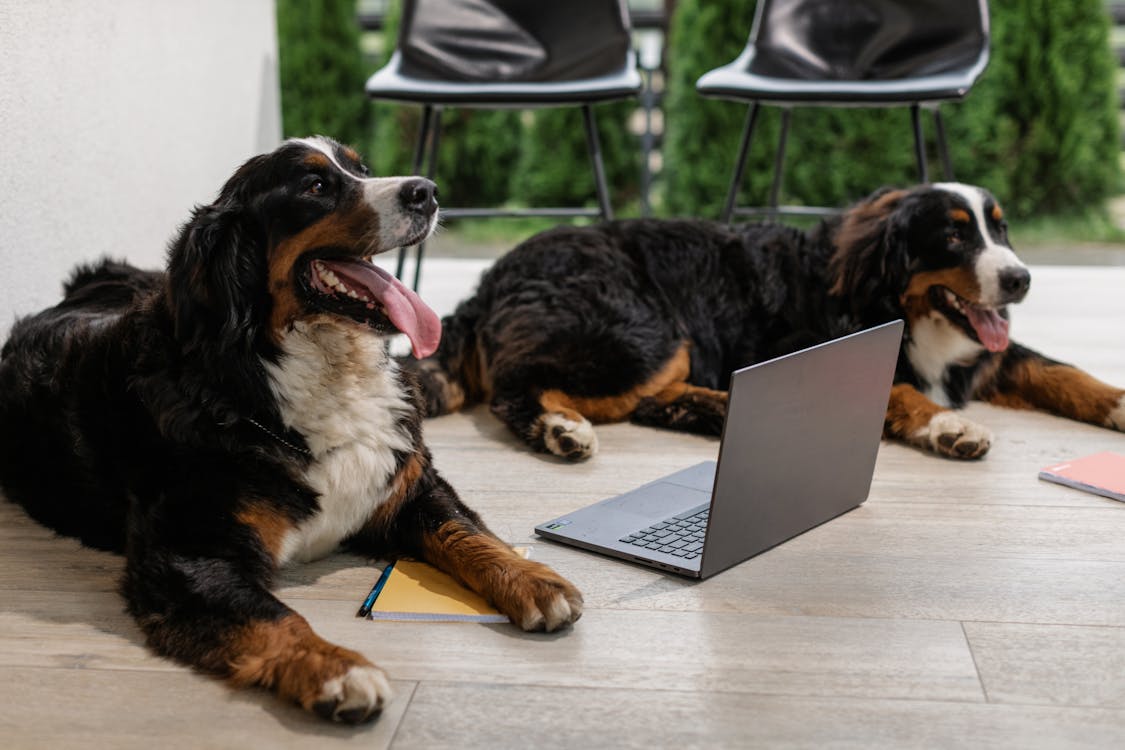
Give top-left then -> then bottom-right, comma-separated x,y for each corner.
965,306 -> 1010,352
320,260 -> 442,358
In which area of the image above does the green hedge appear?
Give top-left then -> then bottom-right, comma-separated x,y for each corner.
946,0 -> 1121,217
662,0 -> 1121,219
371,106 -> 526,209
511,103 -> 642,209
276,0 -> 371,152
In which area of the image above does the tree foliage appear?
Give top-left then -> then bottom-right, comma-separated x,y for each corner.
276,0 -> 371,150
511,102 -> 642,210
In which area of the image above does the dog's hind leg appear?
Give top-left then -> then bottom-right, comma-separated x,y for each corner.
490,388 -> 600,461
411,357 -> 467,417
538,342 -> 718,438
490,342 -> 701,460
630,382 -> 728,435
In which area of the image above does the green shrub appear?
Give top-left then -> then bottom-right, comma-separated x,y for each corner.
663,0 -> 767,217
945,0 -> 1121,217
511,102 -> 642,211
662,0 -> 1120,219
372,106 -> 526,208
276,0 -> 371,150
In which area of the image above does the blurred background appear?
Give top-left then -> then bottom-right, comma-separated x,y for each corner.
279,0 -> 1125,259
3,0 -> 1125,335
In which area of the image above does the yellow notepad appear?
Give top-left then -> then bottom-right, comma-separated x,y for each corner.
359,548 -> 529,623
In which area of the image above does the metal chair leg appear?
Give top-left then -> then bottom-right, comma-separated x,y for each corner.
721,102 -> 761,224
767,108 -> 791,222
412,105 -> 434,174
911,104 -> 929,184
932,107 -> 954,181
398,105 -> 435,280
582,105 -> 614,221
639,66 -> 656,218
412,106 -> 443,291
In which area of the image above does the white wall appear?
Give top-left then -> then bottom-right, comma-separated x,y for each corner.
0,0 -> 281,337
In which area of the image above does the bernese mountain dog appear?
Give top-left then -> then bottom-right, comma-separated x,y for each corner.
0,137 -> 582,724
412,183 -> 1125,461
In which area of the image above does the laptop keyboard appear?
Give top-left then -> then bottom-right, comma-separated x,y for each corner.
619,505 -> 709,559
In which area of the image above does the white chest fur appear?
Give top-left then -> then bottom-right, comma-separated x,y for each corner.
906,312 -> 985,407
265,321 -> 414,565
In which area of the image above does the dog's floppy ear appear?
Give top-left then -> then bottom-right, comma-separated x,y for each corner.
828,187 -> 912,317
165,199 -> 266,357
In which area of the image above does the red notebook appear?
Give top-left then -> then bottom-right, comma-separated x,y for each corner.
1039,452 -> 1125,503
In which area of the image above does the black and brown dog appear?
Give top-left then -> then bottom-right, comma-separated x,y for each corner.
413,183 -> 1125,460
0,137 -> 581,723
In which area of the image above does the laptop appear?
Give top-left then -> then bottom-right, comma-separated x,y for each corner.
534,320 -> 904,579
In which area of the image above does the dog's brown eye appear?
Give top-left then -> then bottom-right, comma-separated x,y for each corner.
948,231 -> 963,246
306,179 -> 324,196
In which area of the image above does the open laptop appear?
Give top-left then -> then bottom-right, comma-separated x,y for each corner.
534,320 -> 904,579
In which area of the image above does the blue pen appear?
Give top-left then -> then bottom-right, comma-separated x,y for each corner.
356,562 -> 395,618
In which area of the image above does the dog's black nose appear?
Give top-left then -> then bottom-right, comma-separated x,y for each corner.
399,178 -> 438,214
999,267 -> 1031,300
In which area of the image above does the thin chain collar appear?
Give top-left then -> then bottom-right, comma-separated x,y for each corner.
244,417 -> 313,456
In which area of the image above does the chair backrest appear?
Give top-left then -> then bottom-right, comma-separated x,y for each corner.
748,0 -> 989,80
398,0 -> 633,82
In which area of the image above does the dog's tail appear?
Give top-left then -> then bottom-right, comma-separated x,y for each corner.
401,295 -> 489,417
62,258 -> 163,309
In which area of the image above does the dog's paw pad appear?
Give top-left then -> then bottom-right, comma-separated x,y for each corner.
922,411 -> 992,459
541,413 -> 598,460
313,665 -> 392,724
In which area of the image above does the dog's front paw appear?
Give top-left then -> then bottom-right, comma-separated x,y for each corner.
313,664 -> 392,724
917,411 -> 992,459
500,561 -> 584,632
540,412 -> 598,461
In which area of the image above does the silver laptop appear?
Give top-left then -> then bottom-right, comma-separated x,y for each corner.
534,320 -> 904,579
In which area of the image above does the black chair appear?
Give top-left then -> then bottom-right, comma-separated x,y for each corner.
366,0 -> 642,288
696,0 -> 991,222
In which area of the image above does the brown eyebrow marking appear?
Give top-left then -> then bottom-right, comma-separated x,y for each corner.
342,147 -> 360,163
949,208 -> 971,224
303,153 -> 330,169
991,204 -> 1004,221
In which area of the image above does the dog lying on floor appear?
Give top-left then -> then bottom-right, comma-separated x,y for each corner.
0,137 -> 582,724
412,183 -> 1125,460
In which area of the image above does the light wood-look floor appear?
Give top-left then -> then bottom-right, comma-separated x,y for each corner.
2,265 -> 1124,749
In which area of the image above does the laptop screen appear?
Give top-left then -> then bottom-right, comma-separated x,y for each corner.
699,321 -> 903,578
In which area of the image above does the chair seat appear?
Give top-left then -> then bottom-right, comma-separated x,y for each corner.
366,51 -> 642,106
697,48 -> 988,105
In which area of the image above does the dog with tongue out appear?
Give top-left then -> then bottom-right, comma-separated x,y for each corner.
407,182 -> 1125,462
0,136 -> 585,725
965,305 -> 1010,353
309,257 -> 441,359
